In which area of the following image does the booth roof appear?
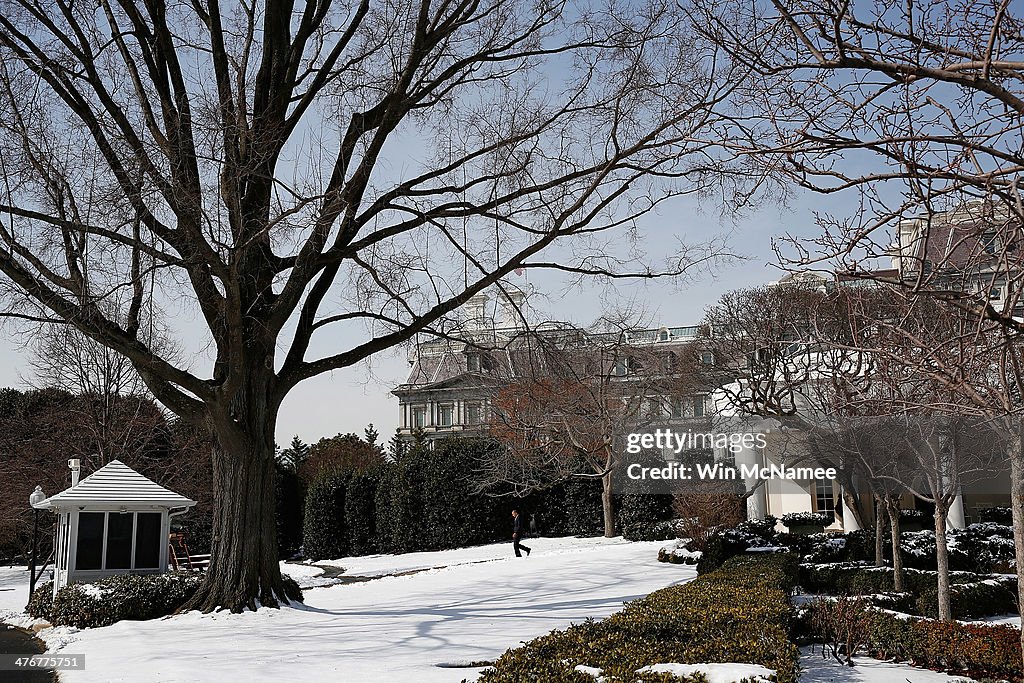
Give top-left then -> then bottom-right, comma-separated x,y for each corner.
33,459 -> 196,510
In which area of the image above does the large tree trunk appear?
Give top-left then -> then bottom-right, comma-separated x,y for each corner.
183,366 -> 299,613
601,470 -> 616,538
874,495 -> 886,567
884,497 -> 904,592
1008,434 -> 1024,671
933,504 -> 953,621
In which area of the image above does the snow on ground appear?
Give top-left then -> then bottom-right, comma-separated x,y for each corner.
314,535 -> 633,577
1,537 -> 692,683
0,565 -> 38,627
799,646 -> 974,683
964,614 -> 1020,628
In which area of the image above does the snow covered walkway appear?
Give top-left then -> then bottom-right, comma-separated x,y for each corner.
1,537 -> 692,683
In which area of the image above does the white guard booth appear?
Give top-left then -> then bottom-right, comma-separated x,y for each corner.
31,459 -> 196,596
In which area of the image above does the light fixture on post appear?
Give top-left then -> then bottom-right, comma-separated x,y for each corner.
28,485 -> 46,597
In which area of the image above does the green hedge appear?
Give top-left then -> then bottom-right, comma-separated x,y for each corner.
302,438 -> 618,560
914,578 -> 1018,620
802,599 -> 1022,680
474,554 -> 800,683
798,563 -> 1018,619
303,471 -> 349,561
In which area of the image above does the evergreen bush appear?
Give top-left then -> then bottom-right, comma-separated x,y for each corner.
475,554 -> 800,683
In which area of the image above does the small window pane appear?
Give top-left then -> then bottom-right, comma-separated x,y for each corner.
134,513 -> 162,569
106,513 -> 134,570
75,512 -> 105,571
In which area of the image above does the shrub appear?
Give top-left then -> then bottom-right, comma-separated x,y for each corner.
781,512 -> 831,528
302,472 -> 348,561
618,491 -> 674,541
672,492 -> 746,550
27,573 -> 302,628
657,540 -> 702,564
979,507 -> 1013,526
476,554 -> 799,683
801,598 -> 1022,680
344,467 -> 381,556
867,613 -> 1021,680
914,577 -> 1018,619
26,581 -> 54,621
29,573 -> 204,628
696,517 -> 778,574
798,564 -> 1016,619
275,464 -> 303,559
806,596 -> 873,665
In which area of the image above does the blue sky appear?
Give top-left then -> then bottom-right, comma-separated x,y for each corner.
0,184 -> 832,446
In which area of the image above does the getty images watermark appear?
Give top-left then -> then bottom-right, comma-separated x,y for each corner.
621,428 -> 836,484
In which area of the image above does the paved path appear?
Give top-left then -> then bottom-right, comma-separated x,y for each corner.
0,622 -> 53,683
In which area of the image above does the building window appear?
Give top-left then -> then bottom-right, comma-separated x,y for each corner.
468,353 -> 495,373
692,396 -> 706,417
466,402 -> 484,425
990,286 -> 1003,301
670,397 -> 684,418
658,329 -> 670,342
700,351 -> 714,366
611,358 -> 629,377
815,479 -> 835,515
438,403 -> 454,427
411,406 -> 427,429
647,398 -> 663,418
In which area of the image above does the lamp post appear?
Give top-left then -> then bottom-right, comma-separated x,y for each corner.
28,485 -> 45,597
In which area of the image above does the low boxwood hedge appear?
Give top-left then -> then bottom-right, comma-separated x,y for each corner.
27,573 -> 303,628
794,565 -> 1011,610
473,554 -> 800,683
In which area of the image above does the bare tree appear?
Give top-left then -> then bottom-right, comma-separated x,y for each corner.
0,0 -> 740,609
483,321 -> 704,537
24,324 -> 175,465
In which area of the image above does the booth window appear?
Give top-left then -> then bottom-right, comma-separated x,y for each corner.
75,512 -> 105,571
75,511 -> 164,572
105,513 -> 134,569
134,513 -> 162,569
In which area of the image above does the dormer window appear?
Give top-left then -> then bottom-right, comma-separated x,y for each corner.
467,352 -> 495,373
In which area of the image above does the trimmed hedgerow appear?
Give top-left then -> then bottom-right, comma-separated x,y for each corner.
474,554 -> 800,683
802,600 -> 1022,681
914,577 -> 1018,620
798,563 -> 1017,619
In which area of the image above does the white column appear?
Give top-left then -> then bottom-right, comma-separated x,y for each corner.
733,443 -> 767,520
840,485 -> 861,531
947,490 -> 966,530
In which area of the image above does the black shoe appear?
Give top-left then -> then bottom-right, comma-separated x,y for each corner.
525,547 -> 531,556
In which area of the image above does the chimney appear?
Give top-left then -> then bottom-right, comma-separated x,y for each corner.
464,293 -> 490,329
499,288 -> 527,330
69,459 -> 81,487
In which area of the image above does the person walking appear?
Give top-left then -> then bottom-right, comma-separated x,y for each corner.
512,509 -> 531,557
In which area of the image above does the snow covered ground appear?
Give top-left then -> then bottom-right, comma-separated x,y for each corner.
799,646 -> 975,683
0,537 -> 692,683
